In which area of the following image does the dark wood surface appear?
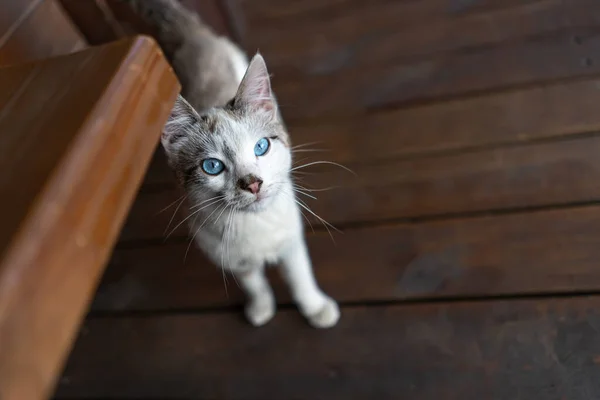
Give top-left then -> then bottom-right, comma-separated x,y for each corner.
230,0 -> 600,120
0,37 -> 179,400
59,0 -> 125,45
0,0 -> 86,66
94,205 -> 600,312
59,297 -> 600,399
121,118 -> 600,242
57,0 -> 600,399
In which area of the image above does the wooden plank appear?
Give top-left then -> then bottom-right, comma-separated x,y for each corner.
120,134 -> 600,241
0,37 -> 179,400
232,0 -> 600,74
287,78 -> 600,165
0,0 -> 39,43
138,74 -> 600,232
0,0 -> 86,66
139,76 -> 600,225
57,297 -> 600,399
272,28 -> 600,119
227,0 -> 600,119
141,76 -> 600,191
294,135 -> 600,226
97,205 -> 600,311
59,0 -> 124,45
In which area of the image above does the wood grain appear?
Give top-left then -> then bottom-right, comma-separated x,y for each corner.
0,0 -> 39,42
0,37 -> 179,400
141,75 -> 600,193
0,0 -> 86,66
96,205 -> 600,311
232,0 -> 600,74
136,75 -> 600,241
287,78 -> 600,165
121,133 -> 600,241
58,296 -> 600,399
227,0 -> 600,119
59,0 -> 125,45
271,28 -> 600,118
53,1 -> 600,399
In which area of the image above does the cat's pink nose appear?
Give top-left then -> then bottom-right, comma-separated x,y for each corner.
238,174 -> 263,194
247,181 -> 261,194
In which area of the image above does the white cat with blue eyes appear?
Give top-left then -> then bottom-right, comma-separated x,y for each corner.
125,0 -> 340,328
162,55 -> 340,328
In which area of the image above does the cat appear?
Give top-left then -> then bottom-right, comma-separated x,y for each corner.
124,0 -> 340,328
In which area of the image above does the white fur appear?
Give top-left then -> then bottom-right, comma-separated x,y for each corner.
193,181 -> 339,328
166,55 -> 340,328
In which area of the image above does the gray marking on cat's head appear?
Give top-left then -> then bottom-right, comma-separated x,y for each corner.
162,54 -> 291,212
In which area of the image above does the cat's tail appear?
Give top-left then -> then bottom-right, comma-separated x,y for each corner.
121,0 -> 249,110
121,0 -> 212,58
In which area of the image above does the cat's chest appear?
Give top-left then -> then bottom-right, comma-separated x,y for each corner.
235,214 -> 293,254
195,197 -> 301,269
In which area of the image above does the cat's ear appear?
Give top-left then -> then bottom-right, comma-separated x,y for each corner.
162,95 -> 198,156
234,53 -> 277,117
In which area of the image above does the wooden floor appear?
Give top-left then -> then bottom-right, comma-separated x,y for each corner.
57,1 -> 600,399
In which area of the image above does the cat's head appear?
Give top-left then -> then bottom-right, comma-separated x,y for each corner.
161,54 -> 291,212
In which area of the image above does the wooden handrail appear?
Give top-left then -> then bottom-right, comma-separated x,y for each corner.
0,36 -> 180,400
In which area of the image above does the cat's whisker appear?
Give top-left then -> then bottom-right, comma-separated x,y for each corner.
156,194 -> 186,215
296,195 -> 339,226
213,201 -> 231,227
224,207 -> 240,290
294,196 -> 339,231
292,157 -> 311,167
295,184 -> 340,192
218,204 -> 234,296
299,208 -> 315,233
184,200 -> 229,262
293,186 -> 317,200
167,197 -> 224,239
276,190 -> 316,234
291,141 -> 322,150
184,223 -> 203,264
189,194 -> 226,210
162,195 -> 188,235
295,201 -> 335,244
221,265 -> 229,297
291,160 -> 357,176
221,206 -> 233,298
184,202 -> 226,263
291,170 -> 315,176
294,197 -> 341,244
292,149 -> 328,154
183,233 -> 197,264
198,201 -> 228,230
221,208 -> 230,270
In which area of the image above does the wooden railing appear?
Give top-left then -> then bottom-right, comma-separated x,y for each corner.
0,36 -> 179,400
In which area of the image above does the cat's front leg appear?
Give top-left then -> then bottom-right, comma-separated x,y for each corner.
279,237 -> 340,328
235,266 -> 276,327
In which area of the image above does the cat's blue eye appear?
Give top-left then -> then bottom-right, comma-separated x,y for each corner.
254,137 -> 270,157
201,158 -> 225,175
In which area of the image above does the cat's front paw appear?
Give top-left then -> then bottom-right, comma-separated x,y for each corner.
305,296 -> 340,329
245,297 -> 276,327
